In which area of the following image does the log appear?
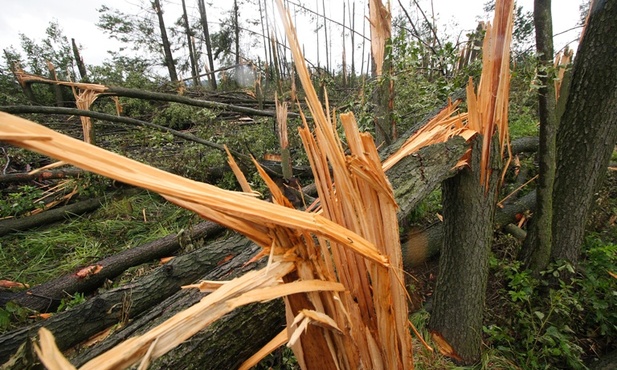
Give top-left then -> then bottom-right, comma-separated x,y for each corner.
1,221 -> 224,312
72,240 -> 284,370
402,190 -> 538,268
0,197 -> 104,237
0,105 -> 245,159
0,168 -> 84,184
0,234 -> 256,365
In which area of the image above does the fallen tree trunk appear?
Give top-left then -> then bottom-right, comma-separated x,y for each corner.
402,190 -> 538,268
0,168 -> 84,184
1,221 -> 224,312
0,136 -> 470,367
0,234 -> 256,365
71,241 -> 283,369
0,197 -> 104,237
0,106 -> 245,159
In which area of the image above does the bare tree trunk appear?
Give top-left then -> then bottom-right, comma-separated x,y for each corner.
0,197 -> 104,238
350,1 -> 356,85
519,0 -> 557,274
234,0 -> 240,66
181,0 -> 199,87
322,0 -> 330,74
3,221 -> 223,312
70,38 -> 88,82
551,0 -> 617,265
342,1 -> 347,87
198,0 -> 217,90
152,0 -> 178,83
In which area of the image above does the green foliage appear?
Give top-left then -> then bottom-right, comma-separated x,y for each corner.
0,185 -> 45,218
578,237 -> 617,340
88,55 -> 164,90
254,347 -> 299,370
0,191 -> 196,286
486,241 -> 616,369
0,302 -> 31,333
57,292 -> 86,312
96,4 -> 160,65
152,103 -> 216,129
407,189 -> 442,224
1,21 -> 76,105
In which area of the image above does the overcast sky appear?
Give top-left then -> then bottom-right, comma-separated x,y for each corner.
0,0 -> 584,73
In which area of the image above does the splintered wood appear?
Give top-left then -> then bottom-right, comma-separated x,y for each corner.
0,0 -> 516,368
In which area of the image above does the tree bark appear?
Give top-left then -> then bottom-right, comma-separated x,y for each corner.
519,0 -> 557,274
181,0 -> 199,87
551,0 -> 617,264
0,197 -> 104,238
70,38 -> 88,82
0,234 -> 256,365
2,221 -> 223,312
152,0 -> 178,83
402,190 -> 538,268
234,0 -> 240,66
198,0 -> 217,90
71,239 -> 275,368
428,137 -> 501,364
0,168 -> 84,184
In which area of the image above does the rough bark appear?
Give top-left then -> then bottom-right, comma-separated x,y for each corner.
198,0 -> 217,90
388,136 -> 467,223
71,240 -> 275,368
520,0 -> 557,274
70,38 -> 88,82
0,197 -> 104,237
428,137 -> 500,364
402,190 -> 538,268
2,221 -> 223,312
0,234 -> 255,365
181,0 -> 199,87
551,0 -> 617,264
152,0 -> 178,83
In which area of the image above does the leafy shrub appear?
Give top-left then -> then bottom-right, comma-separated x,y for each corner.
152,103 -> 216,130
0,185 -> 45,218
486,239 -> 616,369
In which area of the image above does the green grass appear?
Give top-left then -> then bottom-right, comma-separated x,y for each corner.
508,111 -> 539,140
0,190 -> 197,286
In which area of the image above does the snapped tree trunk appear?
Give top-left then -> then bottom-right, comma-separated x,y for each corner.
70,38 -> 88,82
428,137 -> 501,364
519,0 -> 558,274
152,0 -> 178,83
551,0 -> 617,265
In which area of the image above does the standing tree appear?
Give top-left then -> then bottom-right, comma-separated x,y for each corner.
152,0 -> 179,82
549,0 -> 617,265
198,0 -> 217,90
180,0 -> 199,86
519,0 -> 557,274
97,2 -> 179,83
